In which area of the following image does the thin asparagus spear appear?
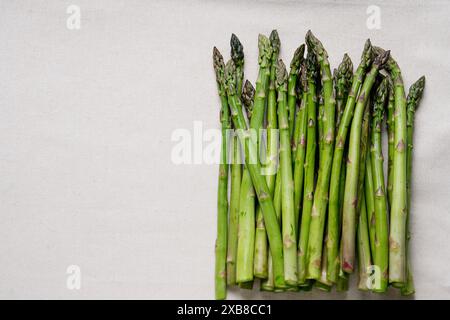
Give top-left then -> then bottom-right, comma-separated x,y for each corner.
231,34 -> 244,96
293,64 -> 308,233
370,77 -> 389,292
373,47 -> 407,285
386,78 -> 395,206
260,30 -> 281,289
226,34 -> 245,286
276,59 -> 298,285
304,30 -> 336,280
213,47 -> 231,299
317,87 -> 324,160
402,76 -> 425,296
288,45 -> 306,139
335,54 -> 353,129
297,50 -> 318,285
225,59 -> 285,289
357,191 -> 372,291
341,50 -> 390,273
327,40 -> 372,282
227,132 -> 241,286
250,35 -> 272,279
236,81 -> 256,284
365,155 -> 376,259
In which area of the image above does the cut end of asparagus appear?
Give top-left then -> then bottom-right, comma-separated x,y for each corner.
230,33 -> 244,64
224,59 -> 236,95
289,44 -> 306,73
406,76 -> 426,110
258,34 -> 272,68
275,59 -> 288,88
213,47 -> 225,86
269,29 -> 280,56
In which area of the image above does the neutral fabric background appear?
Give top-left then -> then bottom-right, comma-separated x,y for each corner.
0,0 -> 449,299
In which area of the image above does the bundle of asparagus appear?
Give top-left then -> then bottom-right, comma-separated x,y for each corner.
213,30 -> 425,299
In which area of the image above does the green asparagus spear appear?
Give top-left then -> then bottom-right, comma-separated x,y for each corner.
327,40 -> 372,282
370,77 -> 389,292
226,34 -> 245,286
334,54 -> 353,129
304,30 -> 336,280
341,50 -> 390,273
213,47 -> 230,299
288,45 -> 306,139
293,64 -> 308,233
357,191 -> 372,291
373,47 -> 407,285
365,155 -> 376,260
402,76 -> 425,296
386,78 -> 395,206
297,50 -> 318,285
236,81 -> 256,284
225,59 -> 285,289
276,59 -> 298,285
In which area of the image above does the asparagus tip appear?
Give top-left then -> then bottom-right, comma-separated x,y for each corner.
290,44 -> 306,71
213,47 -> 225,85
269,29 -> 280,54
374,49 -> 390,67
242,80 -> 255,118
258,34 -> 272,67
230,33 -> 244,62
407,76 -> 426,109
276,59 -> 288,86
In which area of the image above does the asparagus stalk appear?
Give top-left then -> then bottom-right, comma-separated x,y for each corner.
365,155 -> 376,258
226,34 -> 245,286
225,59 -> 285,289
227,131 -> 241,285
231,34 -> 244,96
327,40 -> 372,282
276,59 -> 298,285
297,50 -> 318,284
370,77 -> 389,292
357,191 -> 372,291
236,81 -> 256,284
386,78 -> 395,206
341,50 -> 390,273
260,30 -> 281,290
287,45 -> 306,139
293,64 -> 308,233
402,76 -> 425,296
372,47 -> 408,285
213,47 -> 230,299
304,30 -> 336,280
317,87 -> 324,159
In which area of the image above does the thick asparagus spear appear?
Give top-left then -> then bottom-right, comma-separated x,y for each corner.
304,30 -> 336,280
276,59 -> 298,285
341,50 -> 390,273
260,30 -> 281,289
287,45 -> 306,139
297,50 -> 318,284
402,76 -> 425,296
213,47 -> 230,299
372,47 -> 408,285
327,40 -> 372,282
225,59 -> 285,289
293,64 -> 308,233
236,81 -> 256,283
370,77 -> 389,292
226,34 -> 245,286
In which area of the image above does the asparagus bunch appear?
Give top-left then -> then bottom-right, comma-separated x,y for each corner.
212,31 -> 425,299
